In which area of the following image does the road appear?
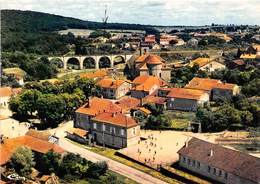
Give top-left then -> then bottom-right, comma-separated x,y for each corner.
58,138 -> 169,184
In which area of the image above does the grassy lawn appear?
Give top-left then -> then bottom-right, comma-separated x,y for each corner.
171,119 -> 189,130
67,139 -> 181,184
164,110 -> 195,130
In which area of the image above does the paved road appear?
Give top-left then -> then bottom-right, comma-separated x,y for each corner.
58,138 -> 169,184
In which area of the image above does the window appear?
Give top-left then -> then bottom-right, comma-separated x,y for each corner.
197,162 -> 200,169
188,159 -> 190,165
183,157 -> 186,163
213,168 -> 216,175
219,170 -> 222,177
208,166 -> 211,173
121,129 -> 125,136
93,123 -> 97,129
102,124 -> 106,131
132,128 -> 136,135
224,172 -> 228,179
192,160 -> 195,167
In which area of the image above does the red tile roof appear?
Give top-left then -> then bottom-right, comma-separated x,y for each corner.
0,135 -> 64,165
97,78 -> 130,89
133,76 -> 167,92
67,128 -> 88,138
185,77 -> 222,91
76,97 -> 122,116
136,54 -> 164,65
0,87 -> 22,97
116,96 -> 140,111
143,95 -> 167,105
0,87 -> 13,97
178,138 -> 260,183
166,88 -> 207,100
92,112 -> 138,128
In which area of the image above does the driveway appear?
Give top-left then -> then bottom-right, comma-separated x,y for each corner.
58,138 -> 169,184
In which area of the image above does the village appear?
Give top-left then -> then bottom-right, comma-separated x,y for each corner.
1,8 -> 260,184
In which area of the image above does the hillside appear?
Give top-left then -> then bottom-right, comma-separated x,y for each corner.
1,10 -> 156,54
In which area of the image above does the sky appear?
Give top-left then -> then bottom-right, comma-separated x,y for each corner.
1,0 -> 260,26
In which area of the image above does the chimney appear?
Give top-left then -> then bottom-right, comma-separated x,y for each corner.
185,141 -> 188,147
112,113 -> 115,117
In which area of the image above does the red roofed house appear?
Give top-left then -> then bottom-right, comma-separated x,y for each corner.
178,137 -> 260,184
144,35 -> 156,44
131,76 -> 167,99
0,134 -> 64,166
159,88 -> 209,111
134,54 -> 171,82
185,77 -> 240,101
75,97 -> 122,130
96,78 -> 132,99
91,112 -> 140,148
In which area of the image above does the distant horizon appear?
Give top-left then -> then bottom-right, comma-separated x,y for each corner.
1,0 -> 260,26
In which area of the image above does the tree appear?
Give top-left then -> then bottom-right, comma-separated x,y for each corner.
39,151 -> 61,174
9,147 -> 35,176
145,115 -> 171,129
37,94 -> 66,127
87,161 -> 108,179
59,153 -> 89,178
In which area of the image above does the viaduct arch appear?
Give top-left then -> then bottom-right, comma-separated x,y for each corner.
48,54 -> 133,70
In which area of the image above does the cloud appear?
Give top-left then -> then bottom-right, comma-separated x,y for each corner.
1,0 -> 259,25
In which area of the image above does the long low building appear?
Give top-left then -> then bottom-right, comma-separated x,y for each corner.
178,138 -> 260,184
159,88 -> 209,111
185,77 -> 240,101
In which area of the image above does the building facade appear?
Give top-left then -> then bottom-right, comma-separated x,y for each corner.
164,88 -> 209,111
97,78 -> 132,99
178,138 -> 260,184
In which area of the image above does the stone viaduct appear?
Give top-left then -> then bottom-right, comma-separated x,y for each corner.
48,54 -> 133,70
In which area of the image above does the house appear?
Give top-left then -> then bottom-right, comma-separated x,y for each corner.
178,137 -> 260,184
212,82 -> 240,101
132,107 -> 151,118
142,95 -> 167,110
0,87 -> 21,108
75,97 -> 122,130
162,88 -> 209,111
0,134 -> 64,165
185,77 -> 239,101
131,76 -> 167,99
90,112 -> 140,148
160,34 -> 178,46
134,54 -> 171,82
144,35 -> 156,44
189,57 -> 226,72
97,78 -> 132,99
